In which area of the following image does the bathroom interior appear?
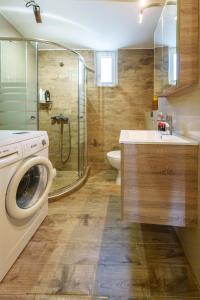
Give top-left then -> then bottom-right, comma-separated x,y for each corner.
0,0 -> 200,299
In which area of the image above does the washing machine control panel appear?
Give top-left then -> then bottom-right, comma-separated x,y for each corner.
0,144 -> 22,167
22,135 -> 49,157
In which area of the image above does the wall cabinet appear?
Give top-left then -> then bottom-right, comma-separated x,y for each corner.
154,0 -> 199,97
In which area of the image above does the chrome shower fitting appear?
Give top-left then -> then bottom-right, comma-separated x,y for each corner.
25,0 -> 42,23
51,115 -> 71,164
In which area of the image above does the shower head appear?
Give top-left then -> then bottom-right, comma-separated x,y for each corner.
25,0 -> 42,23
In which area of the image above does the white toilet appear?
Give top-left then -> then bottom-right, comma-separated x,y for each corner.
107,151 -> 121,184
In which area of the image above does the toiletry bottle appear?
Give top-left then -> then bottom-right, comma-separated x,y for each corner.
152,95 -> 158,111
45,90 -> 51,102
157,112 -> 165,131
158,121 -> 166,131
158,111 -> 165,121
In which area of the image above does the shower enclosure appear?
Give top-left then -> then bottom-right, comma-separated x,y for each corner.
0,38 -> 89,199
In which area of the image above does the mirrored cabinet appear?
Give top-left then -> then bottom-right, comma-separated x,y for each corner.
154,0 -> 199,97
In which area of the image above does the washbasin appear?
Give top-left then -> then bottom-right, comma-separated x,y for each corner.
119,130 -> 198,145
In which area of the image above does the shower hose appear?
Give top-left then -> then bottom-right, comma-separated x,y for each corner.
60,119 -> 71,164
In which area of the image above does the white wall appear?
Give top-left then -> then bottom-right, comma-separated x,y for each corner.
158,86 -> 200,286
158,5 -> 200,284
0,14 -> 21,37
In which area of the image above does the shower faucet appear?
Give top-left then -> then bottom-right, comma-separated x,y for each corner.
51,114 -> 69,125
50,114 -> 71,164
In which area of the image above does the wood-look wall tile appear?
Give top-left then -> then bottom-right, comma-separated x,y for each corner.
79,49 -> 154,171
38,51 -> 79,171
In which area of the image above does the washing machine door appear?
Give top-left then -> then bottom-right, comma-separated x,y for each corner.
6,156 -> 56,220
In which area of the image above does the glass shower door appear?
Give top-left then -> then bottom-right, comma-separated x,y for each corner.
0,37 -> 89,198
78,59 -> 87,176
0,41 -> 37,130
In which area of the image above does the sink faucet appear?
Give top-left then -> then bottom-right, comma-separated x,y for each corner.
166,115 -> 173,135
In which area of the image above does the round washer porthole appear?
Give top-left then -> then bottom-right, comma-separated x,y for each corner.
6,156 -> 55,220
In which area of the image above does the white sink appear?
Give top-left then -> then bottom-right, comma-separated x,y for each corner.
119,130 -> 198,145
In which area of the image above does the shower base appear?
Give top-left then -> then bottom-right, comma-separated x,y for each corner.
50,170 -> 79,194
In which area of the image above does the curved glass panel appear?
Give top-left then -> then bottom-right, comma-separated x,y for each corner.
78,59 -> 87,176
37,42 -> 81,193
0,37 -> 88,197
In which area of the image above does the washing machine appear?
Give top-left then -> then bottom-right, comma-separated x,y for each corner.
0,130 -> 56,281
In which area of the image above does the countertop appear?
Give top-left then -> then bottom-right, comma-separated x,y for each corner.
119,130 -> 199,145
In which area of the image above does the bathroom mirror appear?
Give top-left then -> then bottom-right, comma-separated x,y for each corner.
154,0 -> 199,97
154,0 -> 177,96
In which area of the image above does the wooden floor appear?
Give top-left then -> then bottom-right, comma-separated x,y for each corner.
0,296 -> 107,300
0,170 -> 200,300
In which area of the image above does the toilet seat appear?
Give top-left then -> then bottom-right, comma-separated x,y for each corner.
107,151 -> 121,160
106,151 -> 121,185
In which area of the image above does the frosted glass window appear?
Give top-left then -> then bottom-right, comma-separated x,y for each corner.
1,41 -> 26,83
0,41 -> 37,130
96,51 -> 117,87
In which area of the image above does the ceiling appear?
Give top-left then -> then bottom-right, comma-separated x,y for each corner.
0,0 -> 163,50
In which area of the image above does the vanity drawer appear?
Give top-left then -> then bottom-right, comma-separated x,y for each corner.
121,144 -> 198,227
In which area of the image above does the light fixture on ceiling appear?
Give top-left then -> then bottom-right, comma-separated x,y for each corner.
139,0 -> 147,8
138,0 -> 176,24
25,0 -> 42,23
138,1 -> 162,24
138,12 -> 143,24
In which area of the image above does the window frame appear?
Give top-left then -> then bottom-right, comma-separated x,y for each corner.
95,51 -> 118,87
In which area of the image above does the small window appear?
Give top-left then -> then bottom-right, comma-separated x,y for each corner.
96,51 -> 118,87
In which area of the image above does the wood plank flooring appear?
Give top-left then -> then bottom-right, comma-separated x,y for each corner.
0,170 -> 200,300
0,296 -> 107,300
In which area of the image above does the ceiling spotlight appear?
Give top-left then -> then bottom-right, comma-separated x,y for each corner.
139,12 -> 143,24
138,2 -> 163,24
138,1 -> 176,24
139,0 -> 147,8
25,0 -> 42,23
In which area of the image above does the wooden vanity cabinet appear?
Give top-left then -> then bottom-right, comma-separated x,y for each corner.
154,0 -> 199,97
121,143 -> 198,227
